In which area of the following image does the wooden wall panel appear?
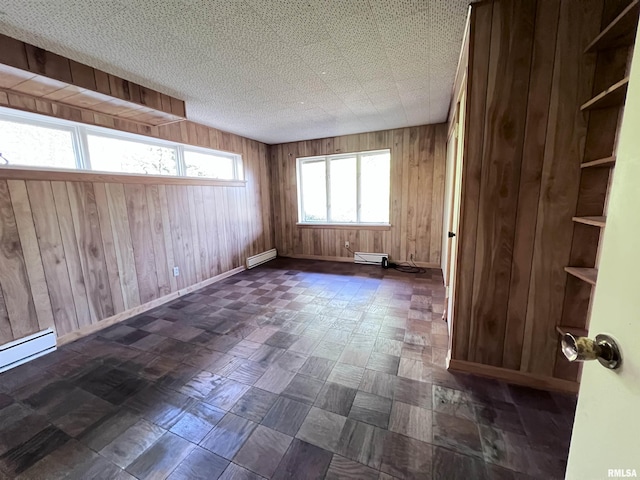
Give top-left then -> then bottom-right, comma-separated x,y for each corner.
522,0 -> 601,377
27,181 -> 79,335
124,184 -> 160,304
7,180 -> 55,331
51,181 -> 92,327
468,0 -> 536,366
450,0 -> 605,386
93,182 -> 126,314
269,124 -> 447,266
0,72 -> 273,345
0,180 -> 38,338
503,0 -> 561,371
452,2 -> 493,362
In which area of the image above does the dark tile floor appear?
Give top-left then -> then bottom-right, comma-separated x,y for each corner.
0,258 -> 576,479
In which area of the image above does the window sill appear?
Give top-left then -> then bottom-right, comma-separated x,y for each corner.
296,223 -> 391,231
0,166 -> 247,187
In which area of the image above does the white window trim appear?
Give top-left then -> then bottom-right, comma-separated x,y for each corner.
0,106 -> 243,181
296,149 -> 391,226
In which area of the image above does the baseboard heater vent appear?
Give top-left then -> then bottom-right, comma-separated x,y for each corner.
0,328 -> 56,374
354,252 -> 389,265
246,248 -> 277,269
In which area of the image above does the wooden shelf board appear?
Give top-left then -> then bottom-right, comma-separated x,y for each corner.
572,215 -> 606,227
581,77 -> 629,111
585,0 -> 640,53
581,156 -> 616,168
564,267 -> 598,286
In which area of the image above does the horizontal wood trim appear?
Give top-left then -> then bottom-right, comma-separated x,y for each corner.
57,266 -> 245,346
584,0 -> 640,53
572,215 -> 606,227
580,76 -> 629,110
0,167 -> 247,187
447,359 -> 580,394
296,223 -> 391,231
564,266 -> 598,285
581,156 -> 616,168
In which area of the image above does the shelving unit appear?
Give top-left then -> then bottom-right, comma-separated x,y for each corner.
557,0 -> 639,381
580,77 -> 629,110
585,0 -> 640,53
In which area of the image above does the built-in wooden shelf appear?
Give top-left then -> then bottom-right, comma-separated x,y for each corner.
585,0 -> 640,53
572,216 -> 606,227
581,77 -> 629,111
556,325 -> 589,338
0,33 -> 186,126
581,156 -> 616,168
564,267 -> 598,286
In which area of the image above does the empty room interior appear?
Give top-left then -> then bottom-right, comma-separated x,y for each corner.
0,0 -> 639,479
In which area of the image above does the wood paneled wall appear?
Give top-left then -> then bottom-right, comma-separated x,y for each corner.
269,125 -> 447,266
450,0 -> 606,387
0,96 -> 273,345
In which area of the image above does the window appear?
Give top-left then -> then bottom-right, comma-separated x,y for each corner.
297,149 -> 391,224
0,118 -> 77,169
87,134 -> 178,176
184,149 -> 237,180
0,107 -> 243,181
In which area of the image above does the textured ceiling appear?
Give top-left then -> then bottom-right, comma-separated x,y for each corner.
0,1 -> 470,144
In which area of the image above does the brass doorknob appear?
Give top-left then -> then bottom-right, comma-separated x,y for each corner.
561,333 -> 622,369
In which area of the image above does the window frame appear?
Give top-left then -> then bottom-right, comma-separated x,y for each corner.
296,149 -> 391,226
0,106 -> 243,182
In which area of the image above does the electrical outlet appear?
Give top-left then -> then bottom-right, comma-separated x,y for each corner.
344,241 -> 350,249
173,266 -> 180,277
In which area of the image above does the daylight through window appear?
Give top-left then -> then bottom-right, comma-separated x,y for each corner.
0,107 -> 243,181
297,150 -> 391,224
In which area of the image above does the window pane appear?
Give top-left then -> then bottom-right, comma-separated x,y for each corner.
329,157 -> 357,222
87,134 -> 177,175
184,150 -> 235,179
360,152 -> 390,223
300,160 -> 327,222
0,119 -> 76,169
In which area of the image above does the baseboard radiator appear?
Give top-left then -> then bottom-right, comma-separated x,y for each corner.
0,328 -> 57,373
354,252 -> 388,265
246,248 -> 277,269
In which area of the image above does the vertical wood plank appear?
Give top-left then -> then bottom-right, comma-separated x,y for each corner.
93,182 -> 126,314
124,184 -> 160,304
7,180 -> 55,331
67,181 -> 115,322
27,181 -> 79,335
452,2 -> 493,362
416,126 -> 434,263
105,183 -> 141,310
429,124 -> 447,264
51,181 -> 92,327
468,0 -> 536,366
0,180 -> 38,340
186,186 -> 204,283
145,185 -> 172,297
502,0 -> 561,370
157,185 -> 178,293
